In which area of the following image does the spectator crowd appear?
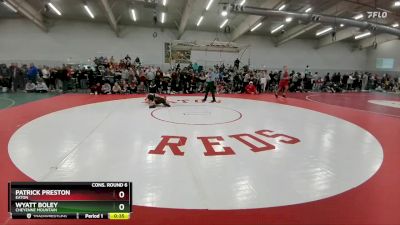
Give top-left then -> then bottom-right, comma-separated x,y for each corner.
0,55 -> 399,95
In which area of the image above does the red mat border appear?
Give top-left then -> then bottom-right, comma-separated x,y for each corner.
299,92 -> 400,118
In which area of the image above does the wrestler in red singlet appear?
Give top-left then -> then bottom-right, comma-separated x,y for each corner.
275,65 -> 289,98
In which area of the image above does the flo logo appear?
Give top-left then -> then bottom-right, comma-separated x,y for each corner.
367,11 -> 388,19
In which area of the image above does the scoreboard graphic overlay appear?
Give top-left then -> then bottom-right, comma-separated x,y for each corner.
8,182 -> 132,220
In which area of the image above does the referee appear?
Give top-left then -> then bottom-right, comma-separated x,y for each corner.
202,67 -> 219,103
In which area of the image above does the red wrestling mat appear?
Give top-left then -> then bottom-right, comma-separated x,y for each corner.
1,93 -> 399,225
290,92 -> 400,118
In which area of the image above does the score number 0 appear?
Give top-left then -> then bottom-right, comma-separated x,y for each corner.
118,191 -> 125,211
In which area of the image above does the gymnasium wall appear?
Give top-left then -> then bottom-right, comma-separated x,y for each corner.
0,19 -> 176,68
188,32 -> 367,72
366,39 -> 400,73
0,18 -> 373,73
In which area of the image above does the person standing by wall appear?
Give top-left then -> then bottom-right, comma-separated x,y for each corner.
259,70 -> 267,93
146,66 -> 155,85
61,65 -> 69,92
304,65 -> 310,77
234,58 -> 240,71
27,63 -> 38,83
9,63 -> 23,91
193,62 -> 199,73
0,64 -> 11,92
362,72 -> 369,91
303,65 -> 312,91
202,67 -> 218,103
347,74 -> 354,90
41,66 -> 50,89
242,71 -> 250,93
275,65 -> 290,98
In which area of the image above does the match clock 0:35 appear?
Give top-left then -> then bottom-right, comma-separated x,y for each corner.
109,212 -> 130,220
